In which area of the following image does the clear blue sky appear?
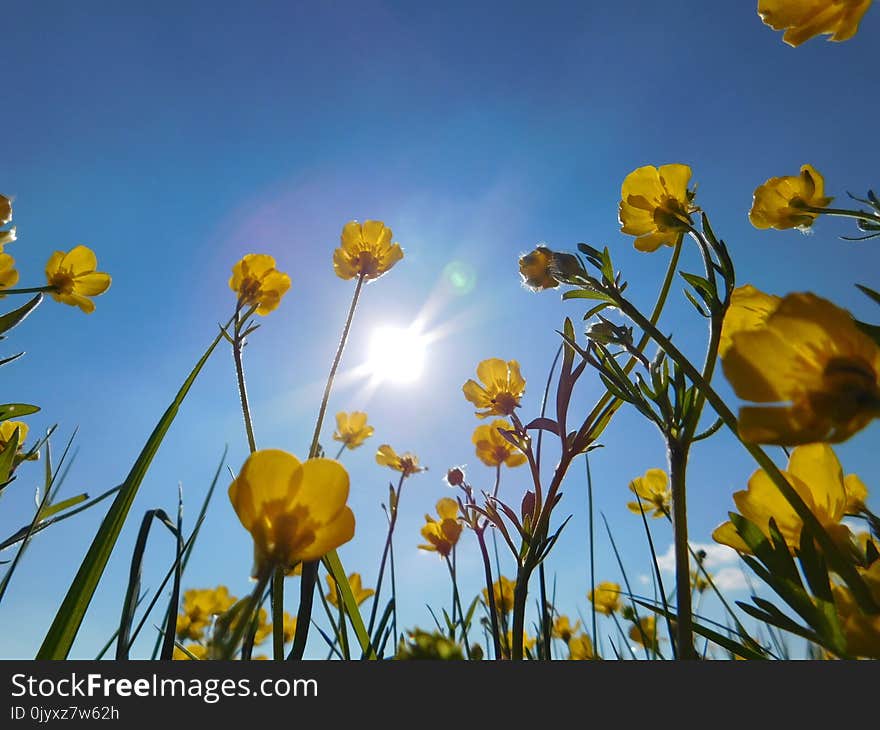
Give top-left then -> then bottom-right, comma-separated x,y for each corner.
2,1 -> 878,659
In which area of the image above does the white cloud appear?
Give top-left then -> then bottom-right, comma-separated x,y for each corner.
638,574 -> 651,586
655,542 -> 740,572
711,567 -> 749,592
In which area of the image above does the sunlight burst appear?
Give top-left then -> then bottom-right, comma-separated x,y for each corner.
366,325 -> 428,384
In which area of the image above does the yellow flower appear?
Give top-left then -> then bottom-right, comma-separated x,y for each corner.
712,443 -> 859,554
176,586 -> 237,640
229,253 -> 291,316
472,419 -> 527,469
282,612 -> 298,644
0,253 -> 18,294
619,164 -> 695,252
629,615 -> 659,651
588,581 -> 622,615
375,444 -> 424,477
719,285 -> 782,358
0,194 -> 10,226
758,0 -> 873,47
462,358 -> 526,419
419,497 -> 463,558
0,421 -> 28,453
172,644 -> 207,661
568,633 -> 594,660
228,449 -> 356,577
552,615 -> 580,643
832,561 -> 880,658
483,576 -> 515,614
749,164 -> 832,231
325,572 -> 375,608
332,411 -> 374,450
333,220 -> 403,281
722,292 -> 880,444
518,246 -> 559,291
627,469 -> 671,518
844,474 -> 868,514
501,630 -> 536,659
44,245 -> 111,314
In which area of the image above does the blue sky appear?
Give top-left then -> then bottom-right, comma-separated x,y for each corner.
2,1 -> 879,659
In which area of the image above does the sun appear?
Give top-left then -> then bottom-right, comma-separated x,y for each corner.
366,325 -> 428,384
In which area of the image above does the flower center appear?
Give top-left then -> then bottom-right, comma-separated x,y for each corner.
490,392 -> 519,415
813,356 -> 880,421
654,197 -> 691,231
238,277 -> 262,306
353,251 -> 380,278
50,270 -> 75,295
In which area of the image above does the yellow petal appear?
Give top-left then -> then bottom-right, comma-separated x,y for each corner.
293,459 -> 350,524
73,272 -> 112,297
62,245 -> 98,274
297,507 -> 356,561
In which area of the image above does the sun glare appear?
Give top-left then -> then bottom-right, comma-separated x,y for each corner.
366,325 -> 428,384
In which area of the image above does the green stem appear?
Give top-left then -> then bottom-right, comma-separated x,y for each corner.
475,527 -> 501,660
271,566 -> 284,660
367,473 -> 406,640
446,551 -> 470,657
801,205 -> 880,223
511,565 -> 529,660
334,443 -> 346,460
0,285 -> 56,296
668,441 -> 695,660
232,309 -> 258,454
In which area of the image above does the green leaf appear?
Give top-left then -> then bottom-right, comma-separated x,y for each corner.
0,404 -> 40,422
0,426 -> 21,485
856,283 -> 880,307
37,493 -> 88,521
36,325 -> 227,659
0,294 -> 42,338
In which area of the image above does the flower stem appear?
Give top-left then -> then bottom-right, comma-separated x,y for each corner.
0,285 -> 56,296
367,472 -> 406,641
667,441 -> 695,660
232,309 -> 258,454
445,552 -> 471,657
271,566 -> 284,660
334,443 -> 346,460
475,527 -> 502,660
511,565 -> 529,660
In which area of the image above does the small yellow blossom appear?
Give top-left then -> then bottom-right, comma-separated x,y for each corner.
712,443 -> 860,554
483,576 -> 515,615
472,419 -> 527,469
176,586 -> 237,641
844,474 -> 868,514
462,358 -> 526,419
552,615 -> 580,643
228,449 -> 356,577
627,469 -> 671,518
325,572 -> 375,608
722,292 -> 880,444
832,561 -> 880,658
719,285 -> 782,358
44,245 -> 111,314
172,644 -> 207,660
619,164 -> 695,252
419,497 -> 463,558
518,246 -> 559,291
0,421 -> 28,453
332,411 -> 374,450
691,570 -> 711,594
333,220 -> 403,281
0,253 -> 18,294
629,615 -> 659,651
749,164 -> 832,230
229,254 -> 291,315
588,581 -> 622,615
568,633 -> 594,660
375,444 -> 424,477
757,0 -> 872,47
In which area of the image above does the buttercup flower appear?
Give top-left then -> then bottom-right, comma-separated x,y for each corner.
333,220 -> 403,281
0,253 -> 18,295
326,572 -> 375,608
568,633 -> 594,660
749,164 -> 832,231
757,0 -> 872,47
0,420 -> 28,453
627,469 -> 671,518
376,444 -> 424,477
552,615 -> 580,643
844,474 -> 868,514
44,245 -> 111,314
419,498 -> 463,557
629,615 -> 659,651
832,561 -> 880,658
472,419 -> 527,468
483,576 -> 515,614
619,164 -> 695,252
332,411 -> 374,451
176,586 -> 237,641
462,359 -> 526,419
518,246 -> 559,291
229,254 -> 291,316
719,285 -> 782,357
712,443 -> 861,554
722,293 -> 880,444
588,581 -> 622,615
691,570 -> 711,594
228,449 -> 356,577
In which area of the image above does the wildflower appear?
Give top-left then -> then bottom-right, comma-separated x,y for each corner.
229,254 -> 291,315
333,220 -> 403,281
228,449 -> 356,577
568,633 -> 594,660
712,443 -> 861,554
44,245 -> 111,314
472,419 -> 526,468
419,498 -> 462,557
483,576 -> 516,614
172,644 -> 207,660
501,630 -> 536,659
376,444 -> 424,477
282,612 -> 298,644
719,285 -> 782,357
722,292 -> 880,444
845,474 -> 868,514
691,570 -> 711,594
0,421 -> 29,457
176,586 -> 237,641
518,246 -> 559,291
462,359 -> 526,419
552,615 -> 580,643
331,411 -> 374,451
629,615 -> 659,651
588,581 -> 622,615
0,253 -> 18,294
627,469 -> 671,518
757,0 -> 872,47
619,164 -> 695,252
832,561 -> 880,658
749,164 -> 832,231
325,572 -> 374,608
